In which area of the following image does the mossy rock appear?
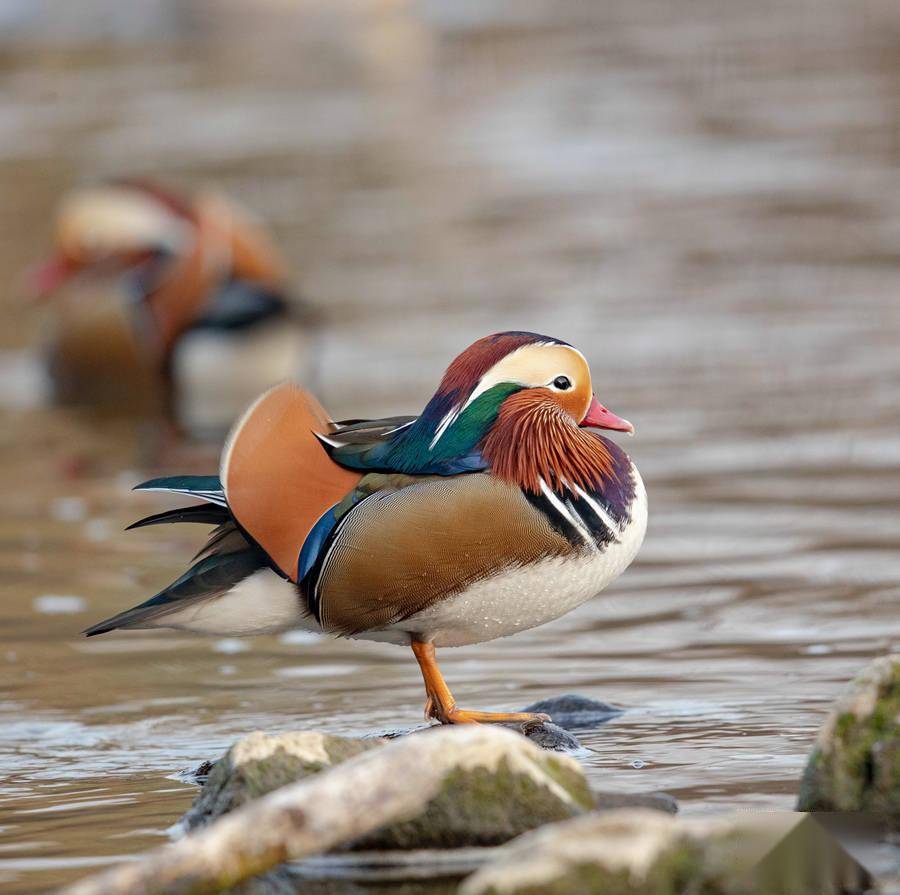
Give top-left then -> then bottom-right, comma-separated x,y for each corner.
797,654 -> 900,827
461,810 -> 868,895
182,726 -> 594,850
460,811 -> 710,895
183,731 -> 384,830
354,741 -> 594,850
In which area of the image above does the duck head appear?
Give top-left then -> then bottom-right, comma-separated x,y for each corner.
24,181 -> 289,361
387,331 -> 633,491
24,182 -> 194,299
435,331 -> 632,433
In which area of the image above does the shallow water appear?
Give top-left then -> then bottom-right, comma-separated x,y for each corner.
2,1 -> 900,892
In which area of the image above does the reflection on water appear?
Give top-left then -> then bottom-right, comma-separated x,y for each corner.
2,1 -> 900,891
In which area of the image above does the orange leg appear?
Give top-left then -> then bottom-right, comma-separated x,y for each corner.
411,641 -> 551,726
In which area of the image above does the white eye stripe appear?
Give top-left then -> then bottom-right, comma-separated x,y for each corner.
458,342 -> 565,413
429,342 -> 586,451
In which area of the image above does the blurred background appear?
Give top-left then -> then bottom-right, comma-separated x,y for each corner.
2,1 -> 900,891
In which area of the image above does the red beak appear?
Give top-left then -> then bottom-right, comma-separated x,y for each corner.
21,254 -> 79,301
580,395 -> 634,435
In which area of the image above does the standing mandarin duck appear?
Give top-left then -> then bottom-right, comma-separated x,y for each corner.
85,332 -> 647,724
24,180 -> 310,435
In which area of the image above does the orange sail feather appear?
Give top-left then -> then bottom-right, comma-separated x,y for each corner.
221,383 -> 361,580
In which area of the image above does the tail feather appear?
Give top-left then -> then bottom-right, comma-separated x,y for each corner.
87,501 -> 271,637
125,502 -> 229,531
192,523 -> 251,561
133,475 -> 226,506
91,384 -> 359,637
83,547 -> 266,636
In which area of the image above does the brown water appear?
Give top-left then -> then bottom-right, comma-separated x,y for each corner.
2,1 -> 900,892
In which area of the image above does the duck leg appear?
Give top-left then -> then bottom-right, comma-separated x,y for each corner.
411,641 -> 550,725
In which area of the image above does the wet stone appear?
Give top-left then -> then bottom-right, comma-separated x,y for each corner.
460,810 -> 705,895
797,653 -> 900,827
182,731 -> 384,830
188,759 -> 215,784
519,719 -> 583,752
594,789 -> 678,814
521,694 -> 624,730
181,726 -> 595,850
460,809 -> 870,895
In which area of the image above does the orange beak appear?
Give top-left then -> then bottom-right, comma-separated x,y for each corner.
21,254 -> 80,301
580,395 -> 634,435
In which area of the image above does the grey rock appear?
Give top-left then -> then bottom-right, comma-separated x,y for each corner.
182,726 -> 595,850
797,653 -> 900,828
75,728 -> 581,895
183,731 -> 384,830
519,720 -> 583,752
461,811 -> 708,895
351,727 -> 595,850
181,759 -> 215,785
521,694 -> 623,730
594,789 -> 678,814
460,809 -> 871,895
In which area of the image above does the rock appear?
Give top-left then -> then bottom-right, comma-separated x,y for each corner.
356,728 -> 594,851
460,811 -> 705,895
519,719 -> 583,752
186,759 -> 215,784
385,715 -> 587,753
797,653 -> 900,827
521,694 -> 623,730
66,727 -> 547,895
594,789 -> 678,814
183,731 -> 384,830
181,726 -> 595,850
460,809 -> 871,895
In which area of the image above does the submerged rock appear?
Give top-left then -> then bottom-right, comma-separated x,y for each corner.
182,726 -> 595,850
183,731 -> 383,830
797,653 -> 900,827
522,694 -> 623,730
182,759 -> 215,785
594,789 -> 678,814
518,719 -> 583,752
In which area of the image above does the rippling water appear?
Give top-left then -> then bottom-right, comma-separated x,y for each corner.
2,1 -> 900,891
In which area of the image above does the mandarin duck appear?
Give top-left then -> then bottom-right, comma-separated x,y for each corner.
85,332 -> 647,725
24,180 -> 310,435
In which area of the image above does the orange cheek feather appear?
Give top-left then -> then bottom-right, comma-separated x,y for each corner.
482,389 -> 614,494
557,380 -> 592,422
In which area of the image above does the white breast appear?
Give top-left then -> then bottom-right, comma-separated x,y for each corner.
363,467 -> 648,648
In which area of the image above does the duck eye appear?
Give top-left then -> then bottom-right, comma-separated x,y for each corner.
552,376 -> 572,391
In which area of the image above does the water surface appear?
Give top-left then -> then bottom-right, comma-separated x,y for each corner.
2,2 -> 900,891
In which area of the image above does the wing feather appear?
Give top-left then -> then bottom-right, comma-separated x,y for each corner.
220,383 -> 361,580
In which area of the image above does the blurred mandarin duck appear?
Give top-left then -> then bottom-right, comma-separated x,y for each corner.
85,332 -> 647,724
24,180 -> 310,435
